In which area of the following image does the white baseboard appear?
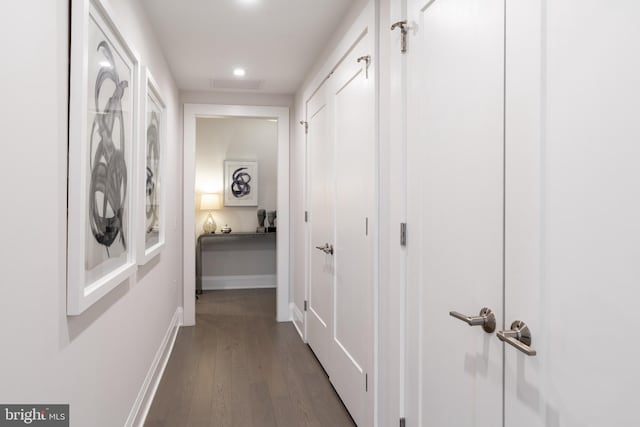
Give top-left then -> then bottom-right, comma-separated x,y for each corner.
125,306 -> 183,427
202,274 -> 277,290
291,302 -> 305,340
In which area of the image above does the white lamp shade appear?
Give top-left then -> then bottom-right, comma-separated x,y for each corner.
200,193 -> 221,211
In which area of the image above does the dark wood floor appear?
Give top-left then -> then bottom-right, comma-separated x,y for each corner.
145,289 -> 355,427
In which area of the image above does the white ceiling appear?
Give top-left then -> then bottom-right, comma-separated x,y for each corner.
139,0 -> 355,94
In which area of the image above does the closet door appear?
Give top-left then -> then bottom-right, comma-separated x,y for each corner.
329,35 -> 375,426
504,1 -> 640,426
306,84 -> 334,371
404,0 -> 505,425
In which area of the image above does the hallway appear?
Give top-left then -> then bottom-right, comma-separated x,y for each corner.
145,290 -> 355,427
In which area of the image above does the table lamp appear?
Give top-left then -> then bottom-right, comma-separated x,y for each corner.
200,193 -> 221,233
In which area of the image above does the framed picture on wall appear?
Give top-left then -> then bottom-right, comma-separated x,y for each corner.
67,0 -> 140,315
223,160 -> 259,206
137,69 -> 166,265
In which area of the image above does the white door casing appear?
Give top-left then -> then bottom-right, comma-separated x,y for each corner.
405,0 -> 505,425
504,1 -> 640,426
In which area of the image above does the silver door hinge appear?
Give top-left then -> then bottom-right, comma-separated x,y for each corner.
400,417 -> 406,427
304,300 -> 308,311
299,120 -> 308,134
400,222 -> 407,246
365,217 -> 369,236
391,20 -> 408,53
305,211 -> 309,222
365,373 -> 368,392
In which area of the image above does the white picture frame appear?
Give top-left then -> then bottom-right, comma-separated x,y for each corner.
137,69 -> 166,265
67,0 -> 140,315
223,160 -> 259,206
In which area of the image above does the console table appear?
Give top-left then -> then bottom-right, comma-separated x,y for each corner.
195,232 -> 276,294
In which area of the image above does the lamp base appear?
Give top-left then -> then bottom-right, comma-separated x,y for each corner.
203,211 -> 217,234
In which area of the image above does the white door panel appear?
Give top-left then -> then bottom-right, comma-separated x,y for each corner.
505,1 -> 640,426
307,86 -> 334,371
405,0 -> 505,425
305,31 -> 375,426
330,38 -> 375,427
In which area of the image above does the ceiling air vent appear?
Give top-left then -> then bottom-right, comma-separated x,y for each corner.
209,79 -> 263,91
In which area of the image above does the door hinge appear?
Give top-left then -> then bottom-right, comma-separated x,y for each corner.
305,211 -> 309,222
391,20 -> 408,54
304,300 -> 308,311
299,120 -> 308,134
400,222 -> 407,246
365,217 -> 369,236
400,417 -> 406,427
365,373 -> 368,392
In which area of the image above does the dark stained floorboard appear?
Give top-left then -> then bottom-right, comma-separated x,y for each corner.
145,289 -> 355,427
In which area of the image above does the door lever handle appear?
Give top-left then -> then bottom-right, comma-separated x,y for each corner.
497,320 -> 537,356
314,244 -> 334,255
449,307 -> 496,333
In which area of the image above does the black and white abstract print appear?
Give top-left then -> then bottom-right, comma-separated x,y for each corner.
231,167 -> 252,198
85,18 -> 132,271
224,160 -> 258,206
145,100 -> 161,247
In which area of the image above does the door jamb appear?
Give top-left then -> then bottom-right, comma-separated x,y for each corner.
182,103 -> 290,325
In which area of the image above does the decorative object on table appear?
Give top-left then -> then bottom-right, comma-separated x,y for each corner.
223,160 -> 258,206
137,68 -> 166,265
256,208 -> 266,233
221,224 -> 232,234
67,0 -> 140,315
200,193 -> 221,233
267,210 -> 277,232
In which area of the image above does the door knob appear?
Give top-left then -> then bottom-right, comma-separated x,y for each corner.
314,244 -> 334,255
497,320 -> 537,356
449,307 -> 496,333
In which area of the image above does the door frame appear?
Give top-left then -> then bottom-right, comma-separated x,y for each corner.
182,103 -> 290,325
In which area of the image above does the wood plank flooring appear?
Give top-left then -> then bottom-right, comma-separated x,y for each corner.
145,289 -> 356,427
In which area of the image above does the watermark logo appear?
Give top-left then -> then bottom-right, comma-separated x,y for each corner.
0,405 -> 68,426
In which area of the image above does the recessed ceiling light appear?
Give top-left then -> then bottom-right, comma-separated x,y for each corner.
233,68 -> 246,77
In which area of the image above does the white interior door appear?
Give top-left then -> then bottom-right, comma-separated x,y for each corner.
404,0 -> 505,425
307,84 -> 334,371
329,36 -> 375,427
504,1 -> 640,426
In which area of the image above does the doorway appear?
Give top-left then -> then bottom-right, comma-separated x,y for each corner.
183,104 -> 290,325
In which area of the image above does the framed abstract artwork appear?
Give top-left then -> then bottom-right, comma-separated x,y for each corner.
223,160 -> 259,206
67,0 -> 140,315
137,69 -> 166,265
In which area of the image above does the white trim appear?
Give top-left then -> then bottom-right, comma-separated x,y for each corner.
201,274 -> 276,290
125,307 -> 183,427
183,104 -> 290,325
291,303 -> 305,340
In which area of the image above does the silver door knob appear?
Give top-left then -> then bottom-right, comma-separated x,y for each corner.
497,320 -> 537,356
449,307 -> 496,333
314,244 -> 334,255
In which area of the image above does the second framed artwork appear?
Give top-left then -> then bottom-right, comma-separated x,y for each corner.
137,69 -> 166,264
223,160 -> 259,206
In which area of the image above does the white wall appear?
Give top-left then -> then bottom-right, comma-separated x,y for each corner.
0,1 -> 182,426
195,117 -> 278,233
